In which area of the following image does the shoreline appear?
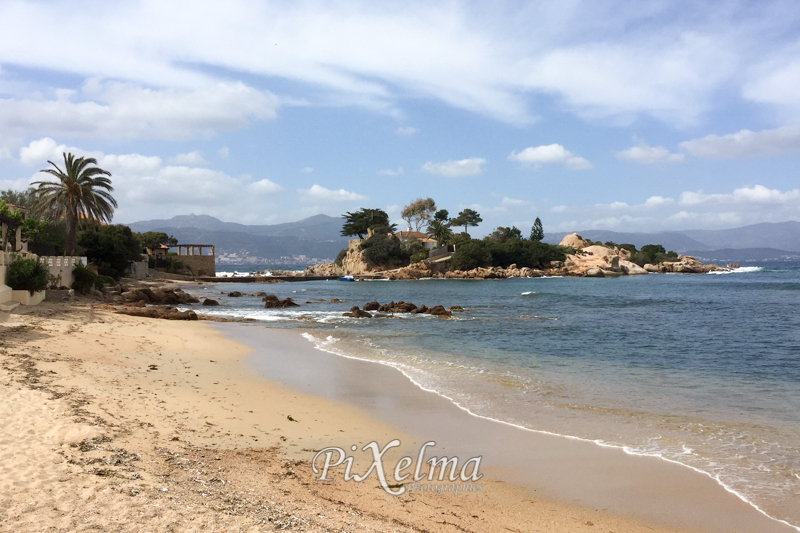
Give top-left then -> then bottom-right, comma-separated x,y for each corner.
0,300 -> 793,532
230,323 -> 797,533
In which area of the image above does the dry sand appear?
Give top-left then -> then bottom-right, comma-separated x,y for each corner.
0,300 -> 790,532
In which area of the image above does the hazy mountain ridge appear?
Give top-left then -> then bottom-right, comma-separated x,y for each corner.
545,221 -> 800,257
127,214 -> 349,261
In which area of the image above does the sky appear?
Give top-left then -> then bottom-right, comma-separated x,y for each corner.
1,0 -> 799,236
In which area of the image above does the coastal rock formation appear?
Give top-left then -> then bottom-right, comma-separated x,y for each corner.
349,301 -> 452,318
305,238 -> 374,276
559,233 -> 590,249
342,306 -> 372,318
121,287 -> 200,305
116,306 -> 198,320
645,255 -> 724,274
262,295 -> 299,308
228,291 -> 245,297
202,299 -> 219,306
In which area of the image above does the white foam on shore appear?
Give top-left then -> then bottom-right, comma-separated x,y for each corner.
708,266 -> 764,275
299,330 -> 800,533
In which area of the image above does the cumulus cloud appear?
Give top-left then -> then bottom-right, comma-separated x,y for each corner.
509,144 -> 592,170
644,196 -> 675,208
0,81 -> 278,148
217,147 -> 230,158
500,197 -> 530,207
679,185 -> 800,206
18,138 -> 285,223
298,184 -> 367,203
379,167 -> 404,176
616,144 -> 683,164
168,151 -> 207,167
395,127 -> 418,136
679,126 -> 800,159
421,158 -> 485,177
300,167 -> 314,173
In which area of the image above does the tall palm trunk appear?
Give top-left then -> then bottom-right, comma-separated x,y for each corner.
64,209 -> 78,256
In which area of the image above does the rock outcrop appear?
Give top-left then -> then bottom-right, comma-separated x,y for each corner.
263,295 -> 300,308
121,287 -> 200,305
117,306 -> 198,320
345,301 -> 453,318
305,238 -> 375,276
559,233 -> 590,249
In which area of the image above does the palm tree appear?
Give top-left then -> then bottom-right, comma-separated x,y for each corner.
426,219 -> 453,246
32,152 -> 117,256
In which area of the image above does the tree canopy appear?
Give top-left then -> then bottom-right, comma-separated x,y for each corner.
32,152 -> 117,256
137,231 -> 178,251
486,226 -> 523,243
450,208 -> 482,236
530,217 -> 544,242
341,208 -> 394,238
77,224 -> 142,280
401,197 -> 436,231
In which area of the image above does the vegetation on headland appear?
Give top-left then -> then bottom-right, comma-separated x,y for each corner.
2,154 -> 179,282
336,199 -> 568,272
589,241 -> 679,267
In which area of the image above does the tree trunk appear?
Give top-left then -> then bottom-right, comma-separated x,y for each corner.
64,210 -> 77,256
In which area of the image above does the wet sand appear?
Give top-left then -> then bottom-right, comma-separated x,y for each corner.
1,300 -> 793,532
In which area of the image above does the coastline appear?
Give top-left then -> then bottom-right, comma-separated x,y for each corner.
1,300 -> 794,532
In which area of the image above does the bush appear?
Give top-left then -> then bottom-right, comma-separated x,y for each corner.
359,230 -> 410,268
6,256 -> 49,295
72,263 -> 97,294
77,224 -> 143,280
451,239 -> 567,271
167,258 -> 184,273
334,248 -> 348,267
450,240 -> 493,270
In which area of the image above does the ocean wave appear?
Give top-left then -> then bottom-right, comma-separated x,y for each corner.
708,266 -> 764,275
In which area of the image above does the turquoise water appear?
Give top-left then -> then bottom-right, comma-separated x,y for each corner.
189,264 -> 800,528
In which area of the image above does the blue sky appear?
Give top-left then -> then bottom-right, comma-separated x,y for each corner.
1,0 -> 799,235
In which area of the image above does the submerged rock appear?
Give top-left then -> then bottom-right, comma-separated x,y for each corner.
263,294 -> 300,308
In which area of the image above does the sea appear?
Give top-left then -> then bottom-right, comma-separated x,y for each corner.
188,263 -> 800,529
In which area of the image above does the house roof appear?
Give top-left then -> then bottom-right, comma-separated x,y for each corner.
394,231 -> 437,242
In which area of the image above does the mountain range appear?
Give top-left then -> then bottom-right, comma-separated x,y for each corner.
544,221 -> 800,260
127,215 -> 800,264
128,214 -> 348,262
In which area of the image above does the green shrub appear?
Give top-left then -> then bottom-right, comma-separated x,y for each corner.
410,249 -> 428,263
167,258 -> 184,273
72,263 -> 97,294
334,248 -> 348,267
94,275 -> 116,290
359,229 -> 410,268
450,240 -> 493,270
77,224 -> 143,280
6,255 -> 49,295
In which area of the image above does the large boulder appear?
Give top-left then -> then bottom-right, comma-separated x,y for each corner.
363,301 -> 381,311
263,295 -> 300,308
619,260 -> 648,275
559,233 -> 589,249
202,299 -> 220,306
343,306 -> 372,318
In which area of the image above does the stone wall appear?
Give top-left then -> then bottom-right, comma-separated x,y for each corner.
177,255 -> 215,277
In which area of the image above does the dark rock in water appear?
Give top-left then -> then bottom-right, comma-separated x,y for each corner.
449,305 -> 464,312
252,292 -> 267,297
329,298 -> 344,303
343,306 -> 372,318
393,301 -> 417,313
263,294 -> 299,308
410,305 -> 428,314
377,301 -> 396,312
426,305 -> 451,317
203,299 -> 220,306
228,291 -> 245,297
363,301 -> 380,311
117,307 -> 198,320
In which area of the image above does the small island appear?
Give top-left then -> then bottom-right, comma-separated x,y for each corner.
306,201 -> 734,280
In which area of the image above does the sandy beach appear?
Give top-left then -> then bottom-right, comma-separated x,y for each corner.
0,299 -> 794,532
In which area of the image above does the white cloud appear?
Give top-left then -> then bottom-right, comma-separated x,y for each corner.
509,144 -> 592,170
217,146 -> 230,158
679,126 -> 800,159
1,2 -> 784,128
500,197 -> 530,207
395,127 -> 418,136
298,184 -> 367,203
679,185 -> 800,206
616,144 -> 683,164
300,167 -> 314,173
18,138 -> 285,223
168,151 -> 207,167
421,158 -> 485,177
644,196 -> 674,208
379,167 -> 404,176
0,81 -> 278,151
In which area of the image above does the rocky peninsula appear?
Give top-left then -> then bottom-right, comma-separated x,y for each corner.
305,233 -> 734,280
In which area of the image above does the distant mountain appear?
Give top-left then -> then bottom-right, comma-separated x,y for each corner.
545,221 -> 800,253
127,214 -> 349,262
128,213 -> 345,241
